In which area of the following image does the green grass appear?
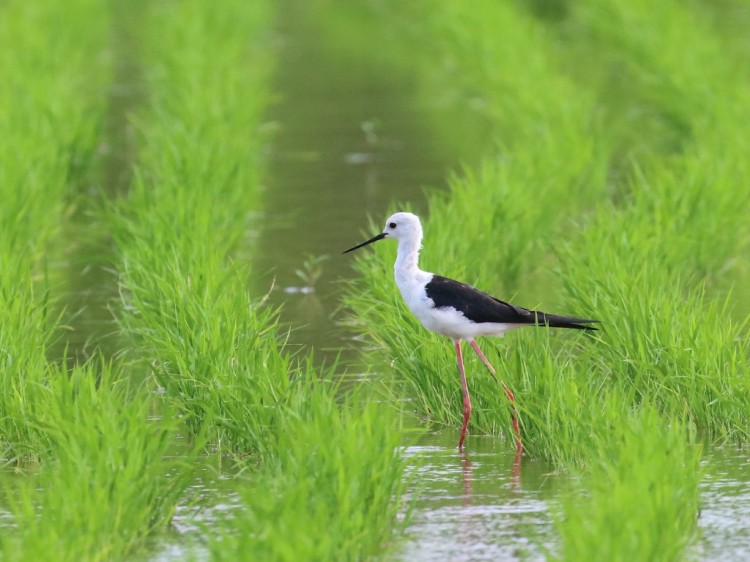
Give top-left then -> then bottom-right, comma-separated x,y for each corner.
110,0 -> 410,558
0,1 -> 409,560
208,389 -> 408,561
555,407 -> 701,562
4,0 -> 748,559
113,0 -> 286,457
412,0 -> 610,291
0,0 -> 109,460
344,0 -> 614,449
0,0 -> 413,558
0,362 -> 194,562
347,0 -> 750,459
552,0 -> 750,440
0,3 -> 198,560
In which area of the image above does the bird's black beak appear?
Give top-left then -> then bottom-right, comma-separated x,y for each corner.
342,232 -> 387,254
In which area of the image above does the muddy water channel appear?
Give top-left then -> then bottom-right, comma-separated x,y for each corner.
44,4 -> 750,561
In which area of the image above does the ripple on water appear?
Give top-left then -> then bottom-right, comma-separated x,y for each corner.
696,447 -> 750,561
398,433 -> 558,562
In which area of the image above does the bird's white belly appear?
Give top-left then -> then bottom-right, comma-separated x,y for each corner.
403,291 -> 511,340
417,305 -> 513,340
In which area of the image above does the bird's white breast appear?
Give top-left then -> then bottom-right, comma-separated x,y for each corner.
395,269 -> 433,315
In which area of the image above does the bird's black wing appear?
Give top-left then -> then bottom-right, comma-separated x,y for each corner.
425,275 -> 598,330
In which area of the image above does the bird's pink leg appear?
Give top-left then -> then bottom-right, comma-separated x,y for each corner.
469,340 -> 522,453
455,340 -> 472,450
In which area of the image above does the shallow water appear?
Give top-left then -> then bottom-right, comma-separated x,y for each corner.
398,433 -> 558,562
127,436 -> 750,561
136,465 -> 241,562
695,446 -> 750,561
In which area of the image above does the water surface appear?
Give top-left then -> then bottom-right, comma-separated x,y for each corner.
399,432 -> 559,561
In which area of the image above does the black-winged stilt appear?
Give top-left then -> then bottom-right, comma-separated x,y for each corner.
344,212 -> 598,452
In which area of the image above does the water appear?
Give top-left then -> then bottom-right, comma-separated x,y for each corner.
135,458 -> 243,562
695,446 -> 750,561
398,433 -> 558,561
51,0 -> 145,364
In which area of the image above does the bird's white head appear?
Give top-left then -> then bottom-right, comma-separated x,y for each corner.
382,212 -> 422,243
342,211 -> 423,254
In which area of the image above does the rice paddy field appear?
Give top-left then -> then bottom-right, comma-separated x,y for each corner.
1,0 -> 750,560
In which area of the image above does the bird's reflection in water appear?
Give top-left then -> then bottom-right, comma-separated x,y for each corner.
461,450 -> 473,505
511,448 -> 522,487
460,447 -> 523,507
456,446 -> 526,560
399,437 -> 555,561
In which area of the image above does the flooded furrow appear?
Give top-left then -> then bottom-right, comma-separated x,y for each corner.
52,0 -> 147,363
254,0 -> 477,367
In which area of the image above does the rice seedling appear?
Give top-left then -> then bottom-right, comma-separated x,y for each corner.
564,0 -> 750,237
110,0 -> 410,558
555,217 -> 750,438
0,0 -> 109,459
112,0 -> 287,456
555,407 -> 701,562
696,0 -> 750,71
208,389 -> 408,562
0,362 -> 195,562
550,0 -> 750,441
0,2 -> 200,559
407,1 -> 611,292
347,0 -> 750,452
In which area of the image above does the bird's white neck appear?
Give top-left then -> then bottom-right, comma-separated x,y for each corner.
394,235 -> 422,285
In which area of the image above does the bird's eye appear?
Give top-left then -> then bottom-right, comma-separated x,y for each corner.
389,222 -> 397,229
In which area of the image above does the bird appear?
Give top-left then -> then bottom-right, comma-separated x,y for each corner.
343,211 -> 598,452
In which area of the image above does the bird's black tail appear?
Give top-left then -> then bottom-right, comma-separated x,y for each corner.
533,312 -> 600,331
